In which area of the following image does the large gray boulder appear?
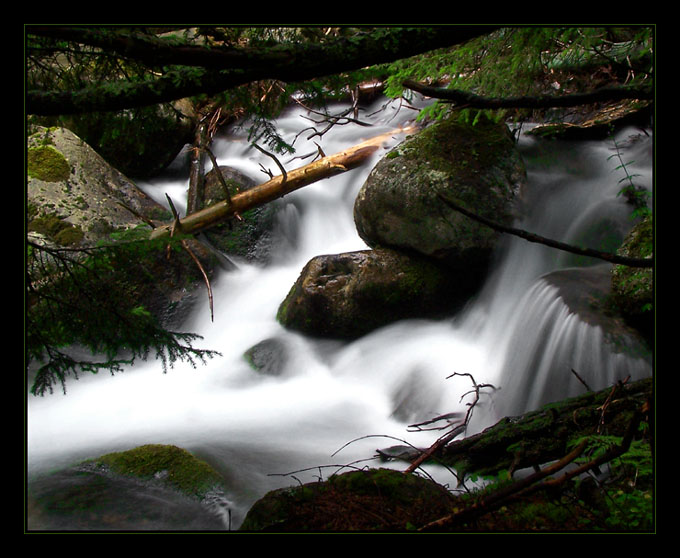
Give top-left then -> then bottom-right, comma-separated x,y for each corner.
26,125 -> 217,328
353,113 -> 526,270
276,248 -> 466,339
27,126 -> 170,245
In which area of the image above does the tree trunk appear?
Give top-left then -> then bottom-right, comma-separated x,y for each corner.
186,121 -> 208,215
150,127 -> 412,240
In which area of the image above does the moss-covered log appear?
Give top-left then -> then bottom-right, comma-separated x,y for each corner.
27,26 -> 500,115
435,377 -> 652,479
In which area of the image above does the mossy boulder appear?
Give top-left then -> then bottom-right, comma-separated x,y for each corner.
353,113 -> 526,270
27,444 -> 229,531
89,444 -> 225,499
609,214 -> 653,341
277,248 -> 469,339
26,126 -> 217,329
27,144 -> 71,182
27,126 -> 169,246
239,468 -> 454,532
201,165 -> 278,263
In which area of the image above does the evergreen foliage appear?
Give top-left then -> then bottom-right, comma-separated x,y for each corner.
26,228 -> 220,396
384,27 -> 653,123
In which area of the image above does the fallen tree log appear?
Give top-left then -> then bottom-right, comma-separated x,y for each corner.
379,377 -> 652,480
436,376 -> 653,480
149,127 -> 414,240
402,79 -> 653,109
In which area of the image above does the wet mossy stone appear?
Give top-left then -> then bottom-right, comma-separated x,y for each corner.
354,112 -> 526,270
277,248 -> 474,339
243,337 -> 289,376
239,468 -> 454,532
27,444 -> 228,530
609,214 -> 653,341
88,444 -> 225,499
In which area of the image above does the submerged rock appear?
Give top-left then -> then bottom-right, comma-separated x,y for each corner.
243,337 -> 290,376
27,444 -> 230,531
354,113 -> 526,270
276,248 -> 470,339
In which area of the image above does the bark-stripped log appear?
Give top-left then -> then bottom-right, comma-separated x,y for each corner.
150,127 -> 414,240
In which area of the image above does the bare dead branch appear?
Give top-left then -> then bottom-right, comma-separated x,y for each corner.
204,147 -> 233,205
165,193 -> 214,321
570,368 -> 592,392
404,372 -> 497,474
252,142 -> 288,184
438,194 -> 653,268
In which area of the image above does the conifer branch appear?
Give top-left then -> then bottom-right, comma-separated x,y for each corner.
403,79 -> 653,109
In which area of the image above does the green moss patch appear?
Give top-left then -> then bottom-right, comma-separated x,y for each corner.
27,145 -> 71,182
609,215 -> 653,339
27,213 -> 84,246
91,444 -> 224,499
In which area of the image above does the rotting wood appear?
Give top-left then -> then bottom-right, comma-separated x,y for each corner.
380,377 -> 652,481
418,400 -> 647,532
433,377 -> 652,479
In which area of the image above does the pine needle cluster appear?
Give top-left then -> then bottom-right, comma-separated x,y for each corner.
26,229 -> 219,396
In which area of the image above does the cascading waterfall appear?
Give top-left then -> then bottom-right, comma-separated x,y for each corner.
451,125 -> 653,424
26,97 -> 653,530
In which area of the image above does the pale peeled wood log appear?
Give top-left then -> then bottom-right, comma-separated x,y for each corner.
150,127 -> 415,240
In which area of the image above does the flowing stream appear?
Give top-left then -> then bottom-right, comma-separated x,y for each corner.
27,96 -> 653,530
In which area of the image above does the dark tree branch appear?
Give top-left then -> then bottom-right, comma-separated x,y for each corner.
403,79 -> 653,109
26,26 -> 500,115
437,194 -> 653,268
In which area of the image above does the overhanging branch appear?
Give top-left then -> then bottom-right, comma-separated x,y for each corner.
27,26 -> 500,115
437,194 -> 653,268
403,79 -> 653,109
